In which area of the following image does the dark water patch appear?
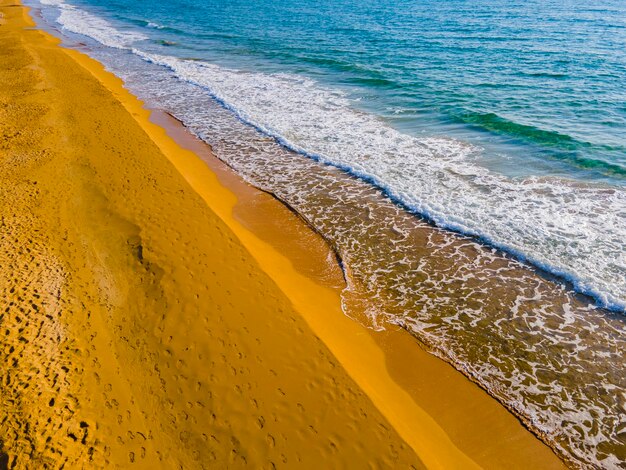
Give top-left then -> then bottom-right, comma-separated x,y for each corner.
155,39 -> 177,46
343,75 -> 398,88
456,111 -> 626,177
522,71 -> 569,79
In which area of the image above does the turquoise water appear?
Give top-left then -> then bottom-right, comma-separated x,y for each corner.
37,0 -> 626,311
60,0 -> 626,181
31,0 -> 626,467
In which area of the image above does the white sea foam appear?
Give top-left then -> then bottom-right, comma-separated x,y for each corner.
135,51 -> 626,312
42,0 -> 147,49
35,5 -> 626,465
36,0 -> 626,315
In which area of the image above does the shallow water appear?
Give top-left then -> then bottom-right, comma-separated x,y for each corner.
28,0 -> 626,467
37,0 -> 626,311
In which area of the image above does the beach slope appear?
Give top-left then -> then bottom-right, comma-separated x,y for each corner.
0,1 -> 566,469
0,3 -> 429,467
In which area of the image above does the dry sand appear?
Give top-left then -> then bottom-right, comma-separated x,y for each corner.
0,1 -> 566,468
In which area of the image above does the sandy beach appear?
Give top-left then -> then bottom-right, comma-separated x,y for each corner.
0,1 -> 567,468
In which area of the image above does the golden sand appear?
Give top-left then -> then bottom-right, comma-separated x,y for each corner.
0,1 -> 565,468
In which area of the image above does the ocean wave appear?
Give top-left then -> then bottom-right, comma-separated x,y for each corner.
455,110 -> 626,176
43,0 -> 147,49
34,0 -> 626,311
129,51 -> 626,312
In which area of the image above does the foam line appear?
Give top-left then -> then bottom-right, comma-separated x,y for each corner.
38,0 -> 626,314
135,51 -> 626,313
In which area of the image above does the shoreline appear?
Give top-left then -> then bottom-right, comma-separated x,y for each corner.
1,1 -> 565,468
148,87 -> 566,468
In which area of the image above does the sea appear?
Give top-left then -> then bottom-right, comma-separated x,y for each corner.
27,0 -> 626,467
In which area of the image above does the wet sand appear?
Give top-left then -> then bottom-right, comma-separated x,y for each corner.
0,1 -> 565,468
